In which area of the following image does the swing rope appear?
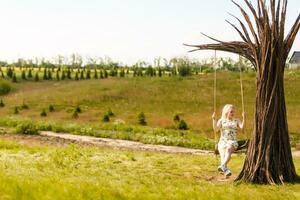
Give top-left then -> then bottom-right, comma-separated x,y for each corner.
238,56 -> 246,138
213,50 -> 218,153
213,52 -> 248,154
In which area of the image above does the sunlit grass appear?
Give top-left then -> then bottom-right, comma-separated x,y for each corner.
0,139 -> 299,199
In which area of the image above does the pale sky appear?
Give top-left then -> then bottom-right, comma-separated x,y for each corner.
0,0 -> 299,65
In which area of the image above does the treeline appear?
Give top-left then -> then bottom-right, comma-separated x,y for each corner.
0,55 -> 255,82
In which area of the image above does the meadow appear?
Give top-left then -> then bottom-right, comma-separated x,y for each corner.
0,137 -> 299,200
0,68 -> 299,149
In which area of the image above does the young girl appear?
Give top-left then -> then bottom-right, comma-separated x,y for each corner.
212,104 -> 245,177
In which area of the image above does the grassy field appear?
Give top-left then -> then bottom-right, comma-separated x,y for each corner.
0,137 -> 299,200
0,69 -> 299,149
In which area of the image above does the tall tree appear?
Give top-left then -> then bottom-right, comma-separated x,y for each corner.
186,0 -> 300,184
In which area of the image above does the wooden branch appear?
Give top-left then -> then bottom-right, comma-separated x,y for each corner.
232,0 -> 260,45
284,14 -> 300,57
184,42 -> 256,67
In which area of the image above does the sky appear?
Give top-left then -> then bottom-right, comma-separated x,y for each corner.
0,0 -> 299,65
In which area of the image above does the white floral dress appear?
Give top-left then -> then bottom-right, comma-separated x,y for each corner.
218,119 -> 239,149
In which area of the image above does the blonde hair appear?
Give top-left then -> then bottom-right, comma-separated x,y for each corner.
221,104 -> 235,120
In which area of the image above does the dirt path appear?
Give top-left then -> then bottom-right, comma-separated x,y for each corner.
39,131 -> 214,155
0,128 -> 299,157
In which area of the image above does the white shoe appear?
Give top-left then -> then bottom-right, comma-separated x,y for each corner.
217,165 -> 226,174
224,168 -> 232,177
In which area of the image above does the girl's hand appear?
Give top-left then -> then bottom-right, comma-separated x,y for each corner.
242,112 -> 246,119
212,112 -> 216,120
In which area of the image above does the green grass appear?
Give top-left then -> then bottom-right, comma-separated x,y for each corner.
0,139 -> 299,200
0,69 -> 299,148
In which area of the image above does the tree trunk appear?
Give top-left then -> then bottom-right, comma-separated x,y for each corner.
236,61 -> 299,184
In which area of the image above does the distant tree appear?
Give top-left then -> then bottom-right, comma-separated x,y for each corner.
47,70 -> 52,80
80,70 -> 84,80
75,72 -> 79,80
94,69 -> 98,79
12,73 -> 17,83
56,71 -> 60,81
43,69 -> 48,80
28,69 -> 33,78
35,72 -> 39,82
21,70 -> 26,80
137,112 -> 147,126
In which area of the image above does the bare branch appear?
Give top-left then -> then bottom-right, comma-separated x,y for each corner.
284,14 -> 300,57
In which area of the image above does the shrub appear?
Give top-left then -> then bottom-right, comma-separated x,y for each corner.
48,70 -> 52,80
138,112 -> 147,126
107,108 -> 114,117
56,71 -> 60,81
12,73 -> 17,83
75,106 -> 81,113
86,69 -> 91,79
21,70 -> 26,80
75,72 -> 79,80
104,70 -> 108,78
80,70 -> 84,79
178,65 -> 191,77
14,106 -> 19,114
100,70 -> 104,79
21,102 -> 29,110
72,110 -> 79,119
120,69 -> 125,77
173,114 -> 180,123
0,80 -> 12,95
67,69 -> 71,79
43,69 -> 48,80
16,121 -> 39,135
178,120 -> 189,130
102,114 -> 110,122
40,109 -> 47,117
61,71 -> 66,80
28,69 -> 33,78
49,105 -> 55,112
94,69 -> 98,79
35,72 -> 39,81
0,99 -> 5,107
7,68 -> 13,78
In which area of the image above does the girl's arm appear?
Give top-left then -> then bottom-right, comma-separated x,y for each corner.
238,112 -> 245,129
212,112 -> 222,131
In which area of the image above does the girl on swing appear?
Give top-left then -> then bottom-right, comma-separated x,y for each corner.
212,104 -> 245,177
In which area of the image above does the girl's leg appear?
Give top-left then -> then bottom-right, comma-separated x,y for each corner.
218,146 -> 226,167
223,145 -> 235,167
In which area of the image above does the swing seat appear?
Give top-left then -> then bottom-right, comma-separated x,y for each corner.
214,139 -> 249,155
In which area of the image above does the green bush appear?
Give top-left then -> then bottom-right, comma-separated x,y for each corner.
56,71 -> 60,81
12,73 -> 17,83
0,80 -> 12,95
107,108 -> 114,117
178,120 -> 189,130
40,109 -> 47,117
21,70 -> 26,80
16,121 -> 39,135
14,106 -> 19,114
28,69 -> 33,78
94,70 -> 99,79
21,103 -> 29,110
0,99 -> 4,107
138,112 -> 147,126
173,114 -> 180,123
86,69 -> 91,79
49,105 -> 55,112
35,72 -> 39,82
75,72 -> 79,80
75,106 -> 81,113
72,110 -> 79,119
102,114 -> 110,122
